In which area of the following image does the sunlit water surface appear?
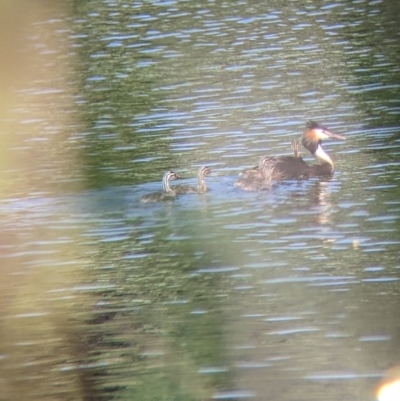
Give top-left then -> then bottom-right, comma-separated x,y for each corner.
2,1 -> 400,400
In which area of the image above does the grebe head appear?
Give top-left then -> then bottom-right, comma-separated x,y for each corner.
162,170 -> 180,192
197,166 -> 212,191
304,121 -> 346,143
258,156 -> 271,169
303,121 -> 345,168
197,166 -> 212,179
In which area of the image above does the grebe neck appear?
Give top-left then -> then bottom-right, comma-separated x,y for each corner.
162,173 -> 174,193
314,144 -> 334,168
197,171 -> 206,191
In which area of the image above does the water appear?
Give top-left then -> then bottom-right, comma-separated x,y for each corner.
1,1 -> 400,400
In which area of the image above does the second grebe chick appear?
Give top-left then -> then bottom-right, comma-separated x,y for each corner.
234,157 -> 274,191
140,171 -> 180,203
174,166 -> 212,194
291,139 -> 300,158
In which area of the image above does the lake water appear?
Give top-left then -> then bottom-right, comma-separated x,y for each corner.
1,1 -> 400,400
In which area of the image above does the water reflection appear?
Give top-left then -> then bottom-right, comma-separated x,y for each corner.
2,0 -> 400,401
304,180 -> 336,226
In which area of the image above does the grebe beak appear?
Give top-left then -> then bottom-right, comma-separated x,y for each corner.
323,129 -> 346,141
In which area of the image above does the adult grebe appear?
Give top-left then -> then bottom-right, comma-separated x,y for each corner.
174,166 -> 212,194
235,121 -> 345,185
140,171 -> 180,202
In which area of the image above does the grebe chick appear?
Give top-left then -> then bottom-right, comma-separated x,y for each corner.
140,171 -> 180,203
291,139 -> 301,158
174,166 -> 212,194
234,157 -> 274,191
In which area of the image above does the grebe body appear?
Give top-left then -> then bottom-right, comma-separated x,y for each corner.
237,140 -> 301,182
140,171 -> 180,203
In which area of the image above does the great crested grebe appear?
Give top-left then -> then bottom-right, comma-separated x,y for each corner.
235,121 -> 345,186
174,166 -> 212,194
235,157 -> 275,191
140,170 -> 180,202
